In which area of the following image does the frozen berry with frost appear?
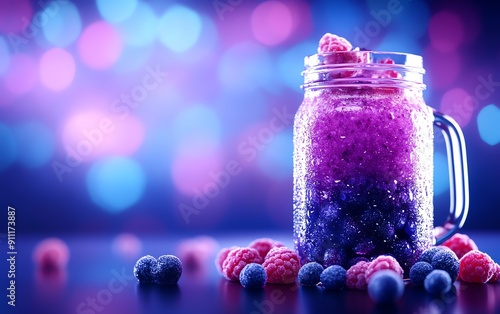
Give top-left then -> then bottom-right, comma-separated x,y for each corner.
320,265 -> 347,290
222,248 -> 262,281
419,246 -> 447,263
368,270 -> 404,303
424,270 -> 452,295
263,247 -> 301,284
441,233 -> 478,259
249,238 -> 284,260
240,263 -> 267,289
377,58 -> 401,78
33,238 -> 70,271
298,262 -> 324,287
409,261 -> 433,286
133,255 -> 158,283
323,247 -> 347,268
346,261 -> 371,290
431,249 -> 459,282
488,263 -> 500,283
155,255 -> 183,285
459,250 -> 495,283
215,246 -> 239,276
365,255 -> 403,283
318,33 -> 352,54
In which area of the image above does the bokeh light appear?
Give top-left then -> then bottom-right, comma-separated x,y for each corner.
42,2 -> 82,47
428,11 -> 465,53
39,48 -> 76,91
86,157 -> 146,212
440,88 -> 472,127
0,36 -> 9,76
218,42 -> 273,93
78,21 -> 123,70
0,0 -> 32,34
251,1 -> 293,46
62,110 -> 145,160
424,47 -> 461,89
96,0 -> 138,23
112,233 -> 142,259
117,1 -> 157,47
257,131 -> 293,180
172,105 -> 222,146
277,41 -> 317,90
171,139 -> 223,197
477,104 -> 500,146
433,152 -> 449,196
158,5 -> 202,53
0,123 -> 17,171
3,54 -> 38,95
14,121 -> 54,169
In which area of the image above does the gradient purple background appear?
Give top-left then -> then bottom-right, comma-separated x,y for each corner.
0,0 -> 499,236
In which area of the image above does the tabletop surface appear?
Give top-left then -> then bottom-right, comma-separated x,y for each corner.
2,232 -> 500,314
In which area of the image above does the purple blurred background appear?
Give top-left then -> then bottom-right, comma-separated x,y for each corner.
0,0 -> 499,235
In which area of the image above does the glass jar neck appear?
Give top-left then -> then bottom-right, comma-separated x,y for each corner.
302,51 -> 426,92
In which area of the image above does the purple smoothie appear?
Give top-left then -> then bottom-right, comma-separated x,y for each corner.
293,86 -> 434,274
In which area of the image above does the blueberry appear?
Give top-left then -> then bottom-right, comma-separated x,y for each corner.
424,270 -> 451,295
431,250 -> 459,282
338,217 -> 359,246
353,239 -> 375,255
240,263 -> 267,289
419,247 -> 446,263
323,247 -> 347,268
409,261 -> 433,286
155,255 -> 182,285
298,262 -> 324,287
367,270 -> 405,303
320,265 -> 346,290
392,239 -> 413,270
393,210 -> 408,230
133,255 -> 157,283
320,203 -> 341,222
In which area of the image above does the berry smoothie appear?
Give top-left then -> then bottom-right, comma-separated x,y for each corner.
293,34 -> 434,274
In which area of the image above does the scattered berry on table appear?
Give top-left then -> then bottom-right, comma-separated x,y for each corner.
346,261 -> 371,290
419,246 -> 447,263
320,265 -> 347,290
177,236 -> 218,272
33,238 -> 70,271
298,262 -> 324,287
441,233 -> 478,259
223,248 -> 262,281
239,263 -> 267,289
263,247 -> 301,284
424,270 -> 452,295
365,255 -> 404,283
487,263 -> 500,283
155,255 -> 183,285
459,250 -> 495,283
215,246 -> 239,276
249,238 -> 284,260
431,249 -> 459,282
133,255 -> 158,283
367,270 -> 405,303
409,261 -> 434,287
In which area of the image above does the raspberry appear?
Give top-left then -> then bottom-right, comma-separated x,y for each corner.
377,58 -> 400,79
431,250 -> 459,282
155,255 -> 183,285
367,270 -> 404,303
318,33 -> 352,54
240,263 -> 267,289
346,261 -> 371,290
365,255 -> 404,283
320,265 -> 347,290
298,262 -> 324,287
419,246 -> 447,263
177,236 -> 218,272
441,233 -> 478,259
133,255 -> 158,283
488,263 -> 500,283
424,270 -> 452,295
222,248 -> 262,281
248,238 -> 285,260
33,238 -> 70,271
409,261 -> 433,286
215,246 -> 238,276
459,250 -> 495,283
263,247 -> 301,284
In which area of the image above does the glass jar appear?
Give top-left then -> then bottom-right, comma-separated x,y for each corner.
293,51 -> 469,273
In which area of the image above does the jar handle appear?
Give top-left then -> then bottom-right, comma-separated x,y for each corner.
432,110 -> 470,244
